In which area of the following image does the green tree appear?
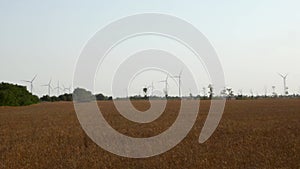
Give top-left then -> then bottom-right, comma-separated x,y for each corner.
73,88 -> 93,102
95,93 -> 105,100
0,82 -> 39,106
143,87 -> 148,99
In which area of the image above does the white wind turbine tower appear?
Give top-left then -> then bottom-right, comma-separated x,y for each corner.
159,75 -> 169,98
150,81 -> 154,96
41,78 -> 52,96
278,73 -> 288,95
22,75 -> 37,93
172,69 -> 183,98
202,87 -> 207,97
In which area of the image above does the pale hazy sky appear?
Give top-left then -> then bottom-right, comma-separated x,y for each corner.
0,0 -> 299,97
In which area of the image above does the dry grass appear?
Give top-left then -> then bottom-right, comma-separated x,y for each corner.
0,99 -> 299,168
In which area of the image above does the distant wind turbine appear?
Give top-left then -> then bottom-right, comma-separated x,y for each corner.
22,75 -> 37,93
159,75 -> 169,98
278,73 -> 288,95
150,81 -> 154,96
54,81 -> 62,96
62,84 -> 72,93
41,78 -> 52,96
172,69 -> 183,98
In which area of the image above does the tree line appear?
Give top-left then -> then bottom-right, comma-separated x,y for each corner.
1,82 -> 300,106
0,83 -> 113,106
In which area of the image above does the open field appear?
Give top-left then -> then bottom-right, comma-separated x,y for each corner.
0,99 -> 299,169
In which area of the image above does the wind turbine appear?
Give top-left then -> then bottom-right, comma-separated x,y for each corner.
62,84 -> 72,93
54,81 -> 62,96
149,81 -> 155,96
278,73 -> 288,95
22,75 -> 37,93
159,75 -> 169,98
41,78 -> 52,96
144,82 -> 155,97
202,87 -> 207,97
172,69 -> 183,98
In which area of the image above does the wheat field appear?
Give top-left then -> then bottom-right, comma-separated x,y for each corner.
0,99 -> 299,168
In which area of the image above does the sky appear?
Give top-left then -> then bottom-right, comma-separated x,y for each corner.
0,0 -> 299,97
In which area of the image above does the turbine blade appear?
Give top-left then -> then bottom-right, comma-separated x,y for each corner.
31,75 -> 37,82
285,73 -> 289,78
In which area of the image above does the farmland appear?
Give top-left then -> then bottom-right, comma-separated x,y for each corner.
0,99 -> 299,168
